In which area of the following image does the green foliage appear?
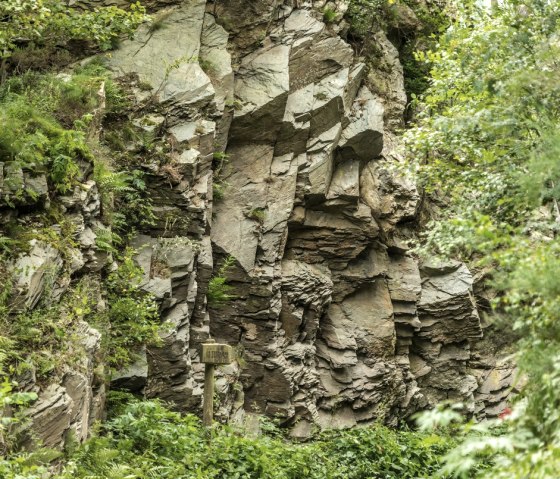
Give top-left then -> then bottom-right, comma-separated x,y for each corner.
322,425 -> 454,478
212,150 -> 230,177
346,0 -> 391,38
0,63 -> 153,233
0,379 -> 38,454
0,278 -> 97,382
74,62 -> 133,115
97,250 -> 160,370
323,7 -> 338,24
248,207 -> 266,224
406,1 -> 560,477
0,0 -> 147,78
400,1 -> 450,100
93,160 -> 155,238
345,0 -> 450,100
0,250 -> 159,383
406,1 -> 560,222
0,451 -> 51,479
45,396 -> 453,479
212,151 -> 229,161
0,380 -> 61,478
212,181 -> 226,202
0,71 -> 101,201
208,255 -> 236,307
414,404 -> 504,478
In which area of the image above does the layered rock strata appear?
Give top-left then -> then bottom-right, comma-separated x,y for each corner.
1,0 -> 517,447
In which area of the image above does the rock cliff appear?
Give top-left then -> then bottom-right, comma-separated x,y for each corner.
0,0 -> 517,447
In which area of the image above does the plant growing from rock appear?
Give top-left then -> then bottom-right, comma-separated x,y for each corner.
0,70 -> 109,202
212,180 -> 228,202
248,207 -> 266,225
208,255 -> 236,307
99,249 -> 161,370
323,7 -> 338,24
148,9 -> 173,34
0,380 -> 38,455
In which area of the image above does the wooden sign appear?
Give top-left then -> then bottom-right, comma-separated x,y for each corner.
201,340 -> 235,427
201,343 -> 234,365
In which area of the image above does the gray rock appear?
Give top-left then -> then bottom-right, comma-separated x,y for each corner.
360,161 -> 419,231
169,120 -> 215,156
23,323 -> 102,449
327,159 -> 360,202
111,349 -> 149,393
13,240 -> 63,309
288,15 -> 353,89
366,30 -> 407,128
387,254 -> 422,303
211,143 -> 275,271
418,264 -> 482,343
106,1 -> 214,113
200,13 -> 234,112
24,385 -> 72,448
24,173 -> 49,203
229,44 -> 291,143
5,0 -> 512,438
338,87 -> 384,162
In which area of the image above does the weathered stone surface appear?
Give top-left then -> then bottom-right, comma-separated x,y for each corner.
387,254 -> 421,303
200,13 -> 234,112
13,240 -> 63,309
24,385 -> 73,448
211,143 -> 275,271
327,159 -> 360,202
23,323 -> 102,449
288,18 -> 353,88
106,1 -> 214,115
11,2 -> 516,445
361,161 -> 419,232
418,264 -> 482,343
111,350 -> 149,393
338,87 -> 384,162
366,30 -> 407,128
229,44 -> 291,143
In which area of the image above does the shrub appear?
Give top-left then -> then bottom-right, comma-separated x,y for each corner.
55,396 -> 454,479
405,1 -> 560,477
0,72 -> 100,201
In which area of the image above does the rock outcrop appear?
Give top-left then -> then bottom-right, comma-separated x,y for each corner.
0,0 -> 517,447
21,323 -> 104,449
100,0 -> 515,431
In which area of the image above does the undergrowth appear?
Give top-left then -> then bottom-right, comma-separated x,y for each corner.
2,396 -> 457,479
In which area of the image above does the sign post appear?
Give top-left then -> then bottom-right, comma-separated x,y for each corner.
201,338 -> 234,427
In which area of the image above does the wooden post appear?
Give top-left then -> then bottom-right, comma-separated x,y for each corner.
203,361 -> 215,427
201,339 -> 235,427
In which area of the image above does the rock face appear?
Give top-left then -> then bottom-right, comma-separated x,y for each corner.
100,0 -> 516,431
1,0 -> 516,447
22,323 -> 104,449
